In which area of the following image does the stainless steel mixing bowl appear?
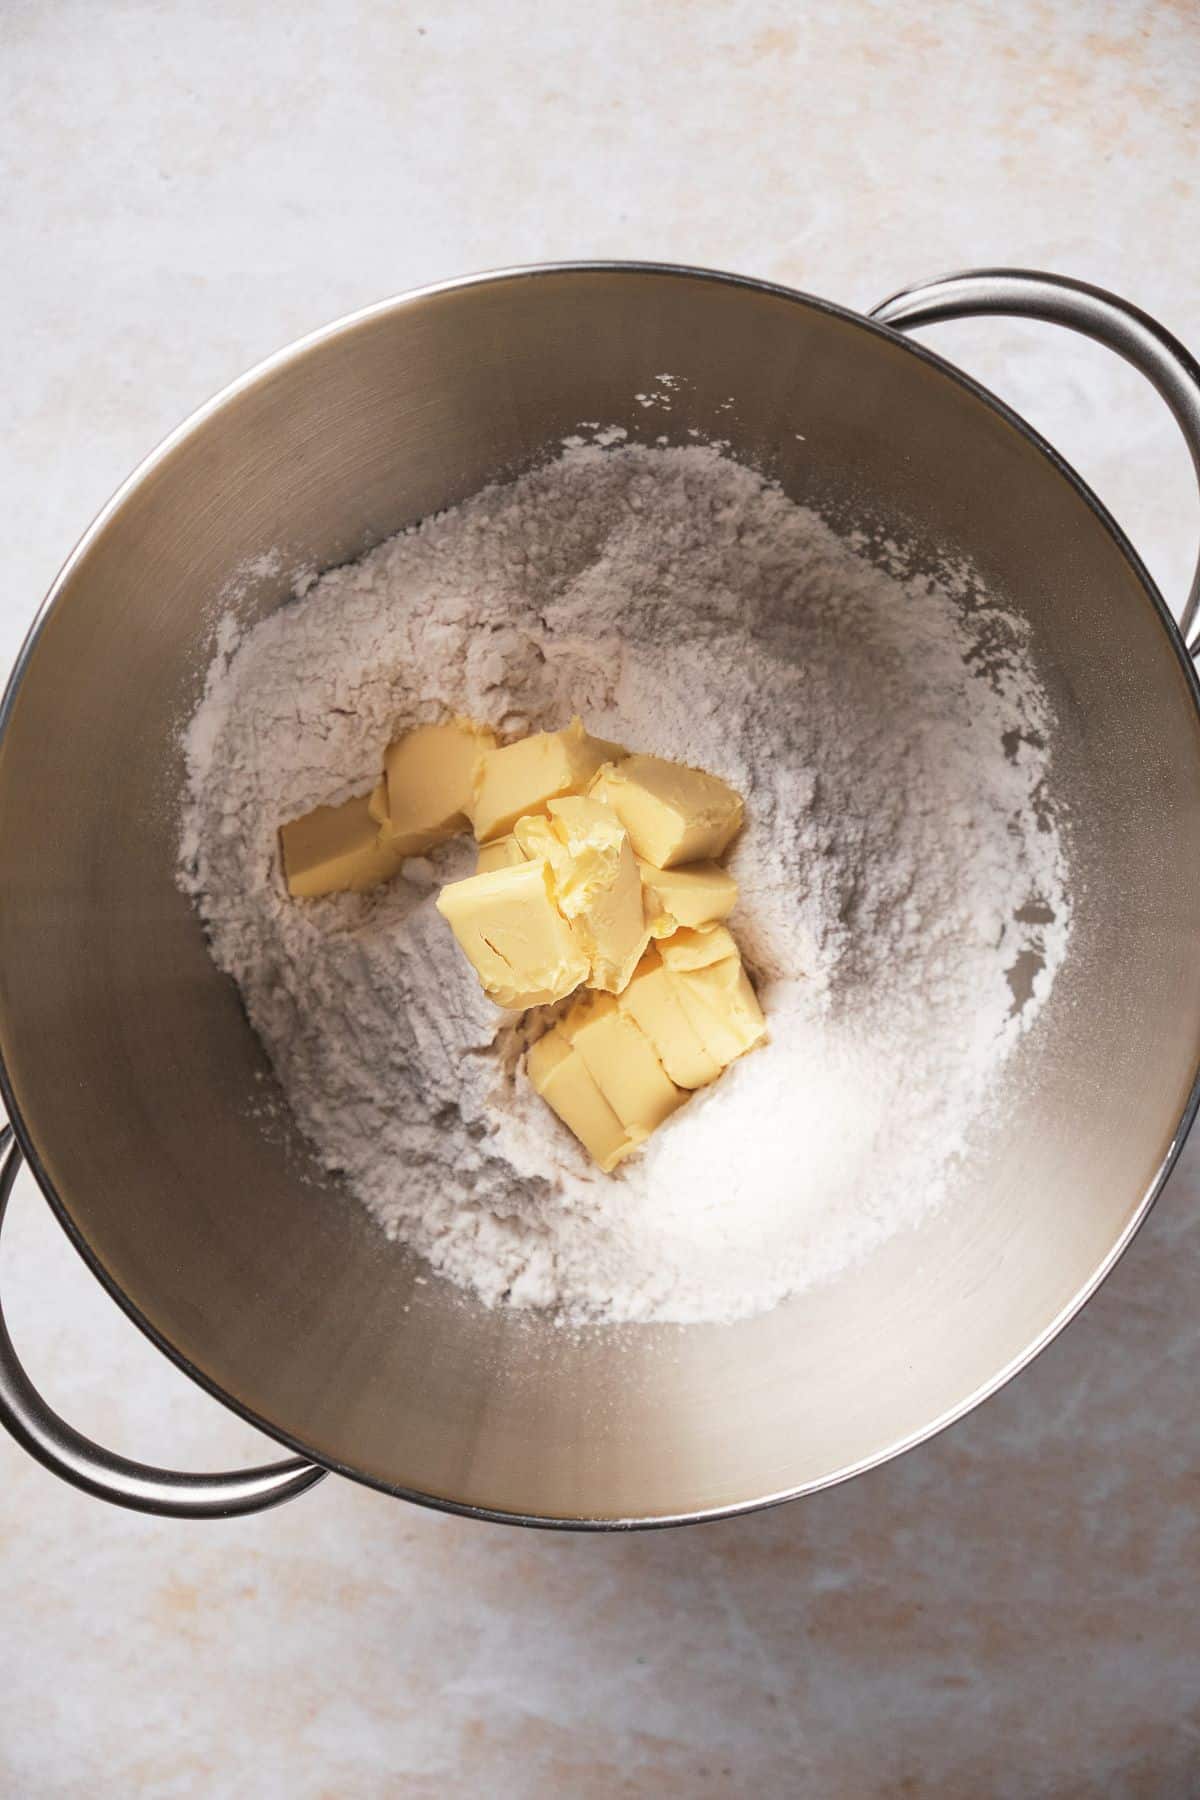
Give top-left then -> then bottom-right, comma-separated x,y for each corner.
3,263 -> 1200,1527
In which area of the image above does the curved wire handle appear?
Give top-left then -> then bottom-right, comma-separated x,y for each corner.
870,268 -> 1200,655
0,1126 -> 326,1517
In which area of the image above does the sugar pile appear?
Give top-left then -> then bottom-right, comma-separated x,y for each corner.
178,443 -> 1070,1324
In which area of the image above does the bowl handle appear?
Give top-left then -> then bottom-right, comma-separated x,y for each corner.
870,268 -> 1200,655
0,1127 -> 326,1517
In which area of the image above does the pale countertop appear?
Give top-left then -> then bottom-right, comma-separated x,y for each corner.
3,3 -> 1200,1794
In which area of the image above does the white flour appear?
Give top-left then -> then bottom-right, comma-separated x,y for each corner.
179,443 -> 1070,1324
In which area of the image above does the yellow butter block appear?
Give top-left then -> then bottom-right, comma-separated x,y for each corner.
279,793 -> 406,899
669,947 -> 767,1068
618,952 -> 722,1089
591,753 -> 743,868
377,718 -> 495,854
656,924 -> 739,972
528,1029 -> 642,1173
473,717 -> 625,843
638,858 -> 738,934
476,835 -> 527,874
521,795 -> 650,994
435,858 -> 588,1010
561,992 -> 685,1134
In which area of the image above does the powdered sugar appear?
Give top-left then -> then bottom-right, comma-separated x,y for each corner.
179,442 -> 1070,1323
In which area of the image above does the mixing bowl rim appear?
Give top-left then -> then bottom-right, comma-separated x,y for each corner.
2,257 -> 1198,1529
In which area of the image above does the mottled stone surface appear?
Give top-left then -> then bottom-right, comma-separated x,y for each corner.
2,2 -> 1198,1792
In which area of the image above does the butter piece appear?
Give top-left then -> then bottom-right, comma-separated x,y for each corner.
528,1029 -> 642,1173
618,952 -> 722,1089
279,793 -> 406,898
476,835 -> 527,874
656,924 -> 739,971
638,858 -> 738,933
377,718 -> 495,854
515,796 -> 649,994
473,717 -> 625,843
561,992 -> 685,1134
663,939 -> 767,1067
591,753 -> 743,868
435,858 -> 588,1009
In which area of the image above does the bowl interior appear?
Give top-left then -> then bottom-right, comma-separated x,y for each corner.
3,266 -> 1200,1522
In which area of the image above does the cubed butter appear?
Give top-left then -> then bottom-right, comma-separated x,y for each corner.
279,793 -> 406,899
473,717 -> 625,842
561,992 -> 685,1133
376,718 -> 495,854
514,795 -> 650,994
591,753 -> 743,868
638,858 -> 738,933
476,834 -> 527,874
673,954 -> 766,1064
435,858 -> 588,1010
527,1029 -> 642,1173
660,933 -> 767,1067
619,935 -> 766,1086
618,952 -> 723,1089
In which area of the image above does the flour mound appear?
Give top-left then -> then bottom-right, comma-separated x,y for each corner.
179,444 -> 1070,1324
